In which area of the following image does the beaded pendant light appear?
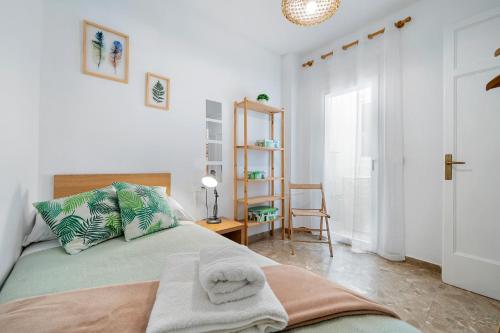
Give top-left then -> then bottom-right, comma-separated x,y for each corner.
282,0 -> 341,26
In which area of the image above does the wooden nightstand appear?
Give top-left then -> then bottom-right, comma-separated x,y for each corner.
196,218 -> 244,245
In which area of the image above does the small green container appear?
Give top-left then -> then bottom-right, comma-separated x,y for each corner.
248,206 -> 279,222
255,140 -> 265,147
247,171 -> 265,180
256,139 -> 280,149
253,171 -> 265,179
264,139 -> 274,148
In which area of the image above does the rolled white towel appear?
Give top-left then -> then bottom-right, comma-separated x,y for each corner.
146,252 -> 288,333
199,245 -> 266,305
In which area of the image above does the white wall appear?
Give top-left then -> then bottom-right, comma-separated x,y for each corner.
287,0 -> 500,265
281,54 -> 314,219
281,54 -> 299,184
0,0 -> 43,284
38,0 -> 282,229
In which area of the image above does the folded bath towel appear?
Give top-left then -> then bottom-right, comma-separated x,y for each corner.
199,245 -> 266,305
146,252 -> 287,333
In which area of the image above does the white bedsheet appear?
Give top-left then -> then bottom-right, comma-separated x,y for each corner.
20,240 -> 60,258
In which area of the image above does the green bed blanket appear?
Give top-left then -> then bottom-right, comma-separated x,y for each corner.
0,222 -> 420,333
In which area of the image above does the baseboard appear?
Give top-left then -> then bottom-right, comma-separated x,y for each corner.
405,256 -> 441,273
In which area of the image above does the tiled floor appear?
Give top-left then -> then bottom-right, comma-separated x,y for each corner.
249,233 -> 500,333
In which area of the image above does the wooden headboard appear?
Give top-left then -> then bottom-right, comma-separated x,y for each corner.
53,173 -> 171,198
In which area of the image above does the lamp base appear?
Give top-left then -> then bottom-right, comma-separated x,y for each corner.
206,217 -> 222,224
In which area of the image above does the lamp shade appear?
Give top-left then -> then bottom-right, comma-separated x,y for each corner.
282,0 -> 341,26
201,176 -> 218,188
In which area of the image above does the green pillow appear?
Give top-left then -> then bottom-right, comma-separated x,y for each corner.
113,182 -> 178,241
33,186 -> 122,254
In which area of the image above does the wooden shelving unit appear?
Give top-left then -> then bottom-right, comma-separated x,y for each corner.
233,97 -> 285,245
236,145 -> 284,151
238,216 -> 285,229
237,195 -> 285,205
236,177 -> 284,182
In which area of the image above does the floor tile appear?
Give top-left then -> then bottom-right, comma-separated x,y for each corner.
249,234 -> 500,333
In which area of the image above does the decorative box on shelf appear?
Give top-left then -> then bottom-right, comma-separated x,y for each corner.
248,206 -> 279,223
248,171 -> 266,180
255,139 -> 280,149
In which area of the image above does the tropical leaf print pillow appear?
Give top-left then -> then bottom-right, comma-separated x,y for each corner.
33,186 -> 122,255
113,182 -> 178,241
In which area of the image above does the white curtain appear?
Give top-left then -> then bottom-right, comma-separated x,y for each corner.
322,29 -> 405,261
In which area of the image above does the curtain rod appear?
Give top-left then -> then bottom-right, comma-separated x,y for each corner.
302,60 -> 314,68
394,16 -> 411,28
321,51 -> 334,60
368,27 -> 385,39
304,15 -> 412,69
342,40 -> 359,50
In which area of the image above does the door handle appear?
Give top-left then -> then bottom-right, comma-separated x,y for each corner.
445,154 -> 466,180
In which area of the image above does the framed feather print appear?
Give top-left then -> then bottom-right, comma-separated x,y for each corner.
82,20 -> 129,83
145,72 -> 170,110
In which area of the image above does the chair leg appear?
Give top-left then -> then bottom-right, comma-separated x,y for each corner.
281,218 -> 285,240
289,214 -> 295,255
325,216 -> 333,257
287,207 -> 291,240
319,216 -> 324,240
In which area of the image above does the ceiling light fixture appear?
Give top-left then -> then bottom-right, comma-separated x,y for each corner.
305,0 -> 318,14
282,0 -> 341,26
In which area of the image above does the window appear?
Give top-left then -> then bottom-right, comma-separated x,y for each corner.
324,87 -> 378,251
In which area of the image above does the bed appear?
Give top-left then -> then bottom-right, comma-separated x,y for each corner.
0,173 -> 420,333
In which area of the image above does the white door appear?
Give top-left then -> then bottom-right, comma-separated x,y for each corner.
443,7 -> 500,300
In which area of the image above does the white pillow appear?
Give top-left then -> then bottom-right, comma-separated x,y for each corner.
23,212 -> 57,247
153,186 -> 194,221
146,186 -> 194,221
167,196 -> 194,221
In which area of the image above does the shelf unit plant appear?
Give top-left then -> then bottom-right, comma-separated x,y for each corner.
233,97 -> 285,245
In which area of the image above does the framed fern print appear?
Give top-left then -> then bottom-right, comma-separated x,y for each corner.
82,20 -> 129,83
145,72 -> 170,110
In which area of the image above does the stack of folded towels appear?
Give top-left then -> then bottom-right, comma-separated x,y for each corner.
146,245 -> 288,333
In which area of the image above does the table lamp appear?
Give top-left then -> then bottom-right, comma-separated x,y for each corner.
201,171 -> 221,224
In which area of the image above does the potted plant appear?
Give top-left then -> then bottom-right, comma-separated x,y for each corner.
257,93 -> 269,104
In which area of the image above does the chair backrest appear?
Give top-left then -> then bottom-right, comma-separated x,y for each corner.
288,183 -> 327,211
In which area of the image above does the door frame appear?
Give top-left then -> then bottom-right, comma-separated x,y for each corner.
442,6 -> 500,299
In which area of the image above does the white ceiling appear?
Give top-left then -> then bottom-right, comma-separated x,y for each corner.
183,0 -> 419,55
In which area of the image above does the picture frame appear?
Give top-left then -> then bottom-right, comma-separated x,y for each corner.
82,20 -> 129,83
145,72 -> 170,110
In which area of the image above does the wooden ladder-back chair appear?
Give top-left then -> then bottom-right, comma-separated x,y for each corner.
288,183 -> 333,257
